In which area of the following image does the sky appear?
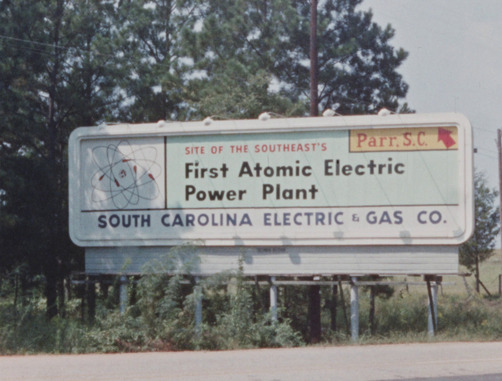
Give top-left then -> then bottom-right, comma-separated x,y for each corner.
361,0 -> 501,190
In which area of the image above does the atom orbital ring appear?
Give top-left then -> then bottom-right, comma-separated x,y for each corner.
90,140 -> 162,209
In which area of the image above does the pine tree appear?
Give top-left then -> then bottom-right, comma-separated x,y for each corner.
189,0 -> 409,117
0,0 -> 411,320
0,0 -> 124,317
114,0 -> 200,122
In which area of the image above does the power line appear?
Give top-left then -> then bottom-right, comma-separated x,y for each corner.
0,34 -> 69,50
0,33 -> 121,61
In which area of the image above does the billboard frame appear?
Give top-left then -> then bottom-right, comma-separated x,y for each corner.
69,113 -> 473,249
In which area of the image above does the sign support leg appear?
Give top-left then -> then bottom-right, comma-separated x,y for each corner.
426,276 -> 439,336
119,275 -> 128,314
270,276 -> 278,322
350,277 -> 359,342
194,276 -> 202,339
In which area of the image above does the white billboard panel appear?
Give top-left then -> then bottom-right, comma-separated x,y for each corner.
69,113 -> 473,247
85,245 -> 459,276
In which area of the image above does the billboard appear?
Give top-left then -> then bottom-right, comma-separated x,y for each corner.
69,113 -> 473,248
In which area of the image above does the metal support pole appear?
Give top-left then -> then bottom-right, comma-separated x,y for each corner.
270,276 -> 278,322
427,278 -> 438,336
119,275 -> 128,314
350,277 -> 359,342
194,276 -> 202,338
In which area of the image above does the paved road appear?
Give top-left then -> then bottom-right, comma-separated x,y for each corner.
1,342 -> 502,381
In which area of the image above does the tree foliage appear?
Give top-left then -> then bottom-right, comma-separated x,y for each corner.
114,0 -> 200,122
460,172 -> 499,275
0,0 -> 122,317
0,0 -> 409,316
190,0 -> 409,116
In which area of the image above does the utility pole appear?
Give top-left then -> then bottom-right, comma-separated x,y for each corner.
308,0 -> 321,343
309,0 -> 318,117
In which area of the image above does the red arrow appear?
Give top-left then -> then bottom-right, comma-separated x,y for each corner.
438,127 -> 456,149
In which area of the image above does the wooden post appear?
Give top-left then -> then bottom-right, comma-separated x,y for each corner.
308,0 -> 321,343
330,283 -> 338,331
309,0 -> 318,116
308,283 -> 321,343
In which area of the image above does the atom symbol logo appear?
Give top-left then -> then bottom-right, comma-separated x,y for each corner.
90,140 -> 162,209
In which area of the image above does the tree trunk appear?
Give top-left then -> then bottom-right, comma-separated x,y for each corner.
46,268 -> 58,320
369,286 -> 376,335
87,278 -> 96,324
308,285 -> 321,343
330,284 -> 337,331
58,271 -> 65,318
45,0 -> 65,319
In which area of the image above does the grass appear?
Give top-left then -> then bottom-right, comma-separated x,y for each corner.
437,251 -> 501,297
1,252 -> 502,354
381,251 -> 502,298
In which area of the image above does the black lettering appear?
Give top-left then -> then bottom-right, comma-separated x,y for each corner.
324,159 -> 334,175
98,215 -> 107,228
186,185 -> 196,200
239,161 -> 253,177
